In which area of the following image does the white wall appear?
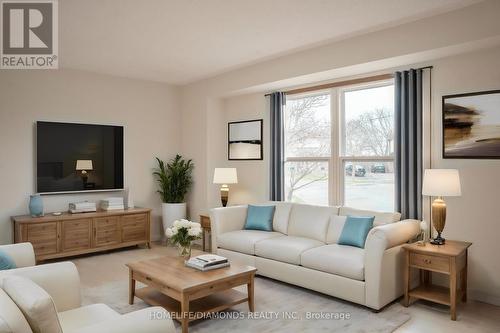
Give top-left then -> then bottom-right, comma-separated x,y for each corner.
0,69 -> 180,244
430,47 -> 500,305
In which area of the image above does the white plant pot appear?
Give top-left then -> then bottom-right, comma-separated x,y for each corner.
161,202 -> 187,236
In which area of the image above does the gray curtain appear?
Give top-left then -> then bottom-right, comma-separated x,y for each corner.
269,92 -> 286,201
395,69 -> 423,220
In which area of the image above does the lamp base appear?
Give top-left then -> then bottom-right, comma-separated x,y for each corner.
220,185 -> 229,207
430,197 -> 447,246
430,233 -> 446,245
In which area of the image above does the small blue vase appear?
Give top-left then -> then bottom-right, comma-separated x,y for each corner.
29,194 -> 44,217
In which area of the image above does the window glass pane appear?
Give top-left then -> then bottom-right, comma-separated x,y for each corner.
285,161 -> 328,205
343,84 -> 394,156
344,161 -> 394,212
284,93 -> 331,157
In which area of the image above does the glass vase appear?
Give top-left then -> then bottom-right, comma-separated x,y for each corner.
177,242 -> 192,259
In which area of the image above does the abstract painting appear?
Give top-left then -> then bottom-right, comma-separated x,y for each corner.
443,90 -> 500,159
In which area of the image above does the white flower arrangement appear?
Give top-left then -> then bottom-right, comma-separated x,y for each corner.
165,219 -> 202,248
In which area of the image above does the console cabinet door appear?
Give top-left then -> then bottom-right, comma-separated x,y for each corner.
62,218 -> 92,252
25,222 -> 59,256
121,213 -> 148,243
93,216 -> 121,247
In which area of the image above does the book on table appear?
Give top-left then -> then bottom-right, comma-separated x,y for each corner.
185,254 -> 230,271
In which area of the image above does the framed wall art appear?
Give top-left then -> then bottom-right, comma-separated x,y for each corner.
228,119 -> 263,160
443,90 -> 500,159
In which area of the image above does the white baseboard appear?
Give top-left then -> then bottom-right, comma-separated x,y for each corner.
470,290 -> 500,306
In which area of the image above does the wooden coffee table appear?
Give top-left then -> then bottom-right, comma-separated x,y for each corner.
126,253 -> 257,333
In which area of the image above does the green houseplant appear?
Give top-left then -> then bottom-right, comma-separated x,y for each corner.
153,155 -> 194,237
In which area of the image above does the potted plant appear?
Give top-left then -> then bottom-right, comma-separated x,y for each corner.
153,155 -> 194,238
165,219 -> 202,258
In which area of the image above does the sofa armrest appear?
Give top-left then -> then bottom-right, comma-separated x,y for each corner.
71,307 -> 175,333
0,243 -> 36,268
0,261 -> 81,312
364,219 -> 421,310
366,219 -> 421,251
209,205 -> 248,252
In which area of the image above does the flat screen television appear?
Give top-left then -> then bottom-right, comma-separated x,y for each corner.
36,121 -> 124,194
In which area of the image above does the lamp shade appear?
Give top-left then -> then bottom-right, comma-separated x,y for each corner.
422,169 -> 461,197
76,160 -> 93,171
213,168 -> 238,184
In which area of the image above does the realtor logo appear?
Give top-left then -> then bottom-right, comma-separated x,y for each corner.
1,0 -> 58,69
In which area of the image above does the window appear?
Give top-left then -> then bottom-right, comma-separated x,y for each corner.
284,81 -> 395,211
284,93 -> 330,204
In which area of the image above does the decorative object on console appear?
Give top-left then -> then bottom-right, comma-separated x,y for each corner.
244,205 -> 275,231
124,187 -> 135,209
422,169 -> 461,245
337,216 -> 375,248
443,90 -> 500,159
69,201 -> 97,213
101,197 -> 124,210
153,155 -> 194,237
213,168 -> 238,207
228,119 -> 263,160
75,159 -> 94,189
28,194 -> 44,217
165,219 -> 202,258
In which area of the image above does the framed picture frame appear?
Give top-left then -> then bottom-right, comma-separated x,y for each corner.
228,119 -> 263,160
442,90 -> 500,159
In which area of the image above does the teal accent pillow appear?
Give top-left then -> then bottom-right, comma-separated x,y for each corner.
244,205 -> 275,231
338,216 -> 375,248
0,250 -> 16,270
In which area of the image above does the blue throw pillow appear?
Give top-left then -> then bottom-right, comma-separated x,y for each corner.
338,215 -> 375,248
244,205 -> 275,231
0,250 -> 16,270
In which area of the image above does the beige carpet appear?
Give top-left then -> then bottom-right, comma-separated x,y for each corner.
82,275 -> 410,333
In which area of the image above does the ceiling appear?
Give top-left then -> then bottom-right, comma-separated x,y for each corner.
60,0 -> 481,85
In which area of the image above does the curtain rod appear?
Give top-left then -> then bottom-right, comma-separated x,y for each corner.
264,66 -> 433,97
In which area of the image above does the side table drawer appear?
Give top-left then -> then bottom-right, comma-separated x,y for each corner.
410,253 -> 450,273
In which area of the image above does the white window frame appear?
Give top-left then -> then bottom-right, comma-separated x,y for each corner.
284,79 -> 395,208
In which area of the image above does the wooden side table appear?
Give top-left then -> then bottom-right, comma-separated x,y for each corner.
403,240 -> 471,320
199,214 -> 211,252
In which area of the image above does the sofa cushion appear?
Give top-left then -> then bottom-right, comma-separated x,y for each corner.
326,215 -> 347,244
271,202 -> 293,234
0,250 -> 16,271
0,288 -> 32,333
287,204 -> 338,242
339,207 -> 401,226
255,236 -> 324,265
217,230 -> 283,255
58,304 -> 119,332
338,216 -> 374,248
244,205 -> 275,231
3,276 -> 63,333
301,244 -> 365,281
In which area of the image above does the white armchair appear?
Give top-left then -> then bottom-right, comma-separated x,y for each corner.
0,245 -> 175,333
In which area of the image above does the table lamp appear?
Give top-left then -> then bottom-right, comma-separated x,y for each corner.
213,168 -> 238,207
422,169 -> 461,245
76,160 -> 93,185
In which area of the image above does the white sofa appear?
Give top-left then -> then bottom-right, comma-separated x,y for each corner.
210,202 -> 421,310
0,243 -> 175,333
